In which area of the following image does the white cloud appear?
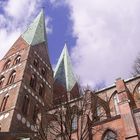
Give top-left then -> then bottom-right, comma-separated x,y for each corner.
0,28 -> 21,59
45,17 -> 53,34
4,0 -> 41,21
0,0 -> 51,59
64,0 -> 140,87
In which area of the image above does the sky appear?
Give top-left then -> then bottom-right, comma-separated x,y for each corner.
0,0 -> 140,89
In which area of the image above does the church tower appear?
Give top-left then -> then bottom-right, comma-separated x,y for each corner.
0,10 -> 53,139
53,44 -> 80,105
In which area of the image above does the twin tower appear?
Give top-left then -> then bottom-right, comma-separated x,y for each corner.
0,10 -> 79,138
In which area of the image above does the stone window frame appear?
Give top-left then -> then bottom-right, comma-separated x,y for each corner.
3,59 -> 11,71
22,94 -> 30,116
0,76 -> 5,88
7,70 -> 16,85
108,91 -> 120,116
13,55 -> 21,65
30,74 -> 37,90
0,93 -> 9,112
33,58 -> 39,68
39,83 -> 45,97
32,104 -> 39,123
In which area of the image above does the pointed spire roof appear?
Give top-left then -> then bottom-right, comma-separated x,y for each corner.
21,9 -> 47,46
54,44 -> 77,91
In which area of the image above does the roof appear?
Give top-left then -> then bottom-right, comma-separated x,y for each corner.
21,9 -> 47,46
54,44 -> 77,91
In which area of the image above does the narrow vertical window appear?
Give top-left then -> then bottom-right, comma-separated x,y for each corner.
13,55 -> 21,65
41,68 -> 46,76
3,60 -> 11,70
72,116 -> 77,130
0,76 -> 5,88
33,59 -> 39,67
39,84 -> 44,97
22,94 -> 29,115
33,104 -> 39,122
113,95 -> 119,115
0,94 -> 9,112
7,71 -> 16,85
30,74 -> 37,89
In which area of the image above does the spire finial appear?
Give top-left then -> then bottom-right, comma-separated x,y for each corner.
21,9 -> 47,46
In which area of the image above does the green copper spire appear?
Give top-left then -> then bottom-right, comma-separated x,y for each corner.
21,9 -> 47,46
54,44 -> 77,91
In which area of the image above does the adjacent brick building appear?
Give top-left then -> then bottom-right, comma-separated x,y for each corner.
0,9 -> 140,140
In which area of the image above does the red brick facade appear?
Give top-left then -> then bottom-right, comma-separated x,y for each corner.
0,36 -> 53,139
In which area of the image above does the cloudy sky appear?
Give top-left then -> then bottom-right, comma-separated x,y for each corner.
0,0 -> 140,88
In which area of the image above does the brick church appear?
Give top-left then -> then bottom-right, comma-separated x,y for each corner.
0,10 -> 140,140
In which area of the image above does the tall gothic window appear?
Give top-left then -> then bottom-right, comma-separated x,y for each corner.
30,74 -> 37,89
33,104 -> 39,122
3,60 -> 11,70
102,130 -> 117,140
72,116 -> 77,130
113,94 -> 119,115
39,84 -> 44,97
22,94 -> 29,115
33,59 -> 39,67
0,76 -> 5,88
13,55 -> 21,65
0,94 -> 9,112
7,71 -> 16,85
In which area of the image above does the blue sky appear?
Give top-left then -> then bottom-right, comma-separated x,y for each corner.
45,1 -> 76,65
1,0 -> 140,89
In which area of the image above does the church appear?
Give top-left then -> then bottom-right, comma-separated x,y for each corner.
0,10 -> 140,140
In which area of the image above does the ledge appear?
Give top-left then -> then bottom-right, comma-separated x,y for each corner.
92,115 -> 121,126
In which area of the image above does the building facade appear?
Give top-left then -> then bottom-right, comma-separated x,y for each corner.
0,10 -> 140,140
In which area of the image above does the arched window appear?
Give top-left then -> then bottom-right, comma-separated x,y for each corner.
133,84 -> 140,107
33,59 -> 39,67
109,93 -> 119,116
0,94 -> 9,112
30,74 -> 37,89
7,71 -> 16,85
22,94 -> 29,115
41,68 -> 46,76
33,104 -> 39,122
3,60 -> 11,70
102,130 -> 117,140
13,55 -> 21,65
39,84 -> 44,97
0,76 -> 5,88
72,116 -> 77,130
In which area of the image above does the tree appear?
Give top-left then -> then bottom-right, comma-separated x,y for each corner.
46,95 -> 90,140
44,90 -> 110,140
132,53 -> 140,75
